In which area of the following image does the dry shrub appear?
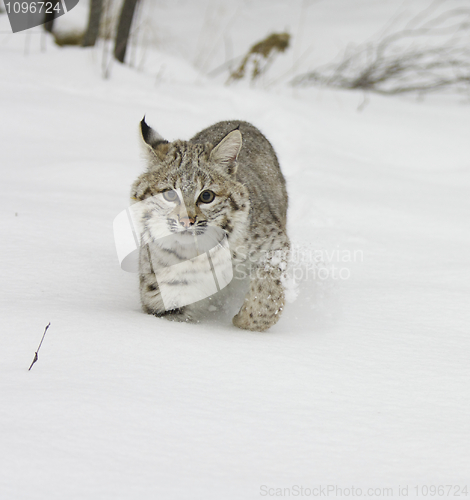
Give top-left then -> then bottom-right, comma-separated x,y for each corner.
54,31 -> 84,47
228,32 -> 290,84
292,1 -> 470,96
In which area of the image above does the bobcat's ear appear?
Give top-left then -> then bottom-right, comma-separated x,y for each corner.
210,129 -> 242,177
140,116 -> 169,160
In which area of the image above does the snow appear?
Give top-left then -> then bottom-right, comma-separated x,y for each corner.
1,1 -> 470,499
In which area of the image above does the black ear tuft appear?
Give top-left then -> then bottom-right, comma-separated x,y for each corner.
141,116 -> 151,143
140,116 -> 168,148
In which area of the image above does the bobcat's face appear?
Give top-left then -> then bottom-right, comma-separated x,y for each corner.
131,130 -> 250,251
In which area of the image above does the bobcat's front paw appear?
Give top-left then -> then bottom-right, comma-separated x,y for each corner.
232,304 -> 273,332
161,307 -> 194,323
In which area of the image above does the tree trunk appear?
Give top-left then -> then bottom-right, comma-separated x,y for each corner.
114,0 -> 140,63
82,0 -> 104,47
43,0 -> 61,33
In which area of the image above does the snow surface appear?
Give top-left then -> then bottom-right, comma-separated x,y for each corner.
1,1 -> 470,499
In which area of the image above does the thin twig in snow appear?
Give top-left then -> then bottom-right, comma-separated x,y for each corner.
28,322 -> 51,371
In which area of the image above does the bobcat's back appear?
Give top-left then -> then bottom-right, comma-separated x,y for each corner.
190,121 -> 288,231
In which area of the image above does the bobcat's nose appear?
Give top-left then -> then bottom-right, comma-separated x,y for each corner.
179,216 -> 195,229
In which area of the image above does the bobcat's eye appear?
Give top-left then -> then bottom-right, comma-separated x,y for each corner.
198,190 -> 215,204
163,190 -> 178,202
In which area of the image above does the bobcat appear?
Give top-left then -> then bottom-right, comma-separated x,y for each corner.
131,118 -> 290,331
